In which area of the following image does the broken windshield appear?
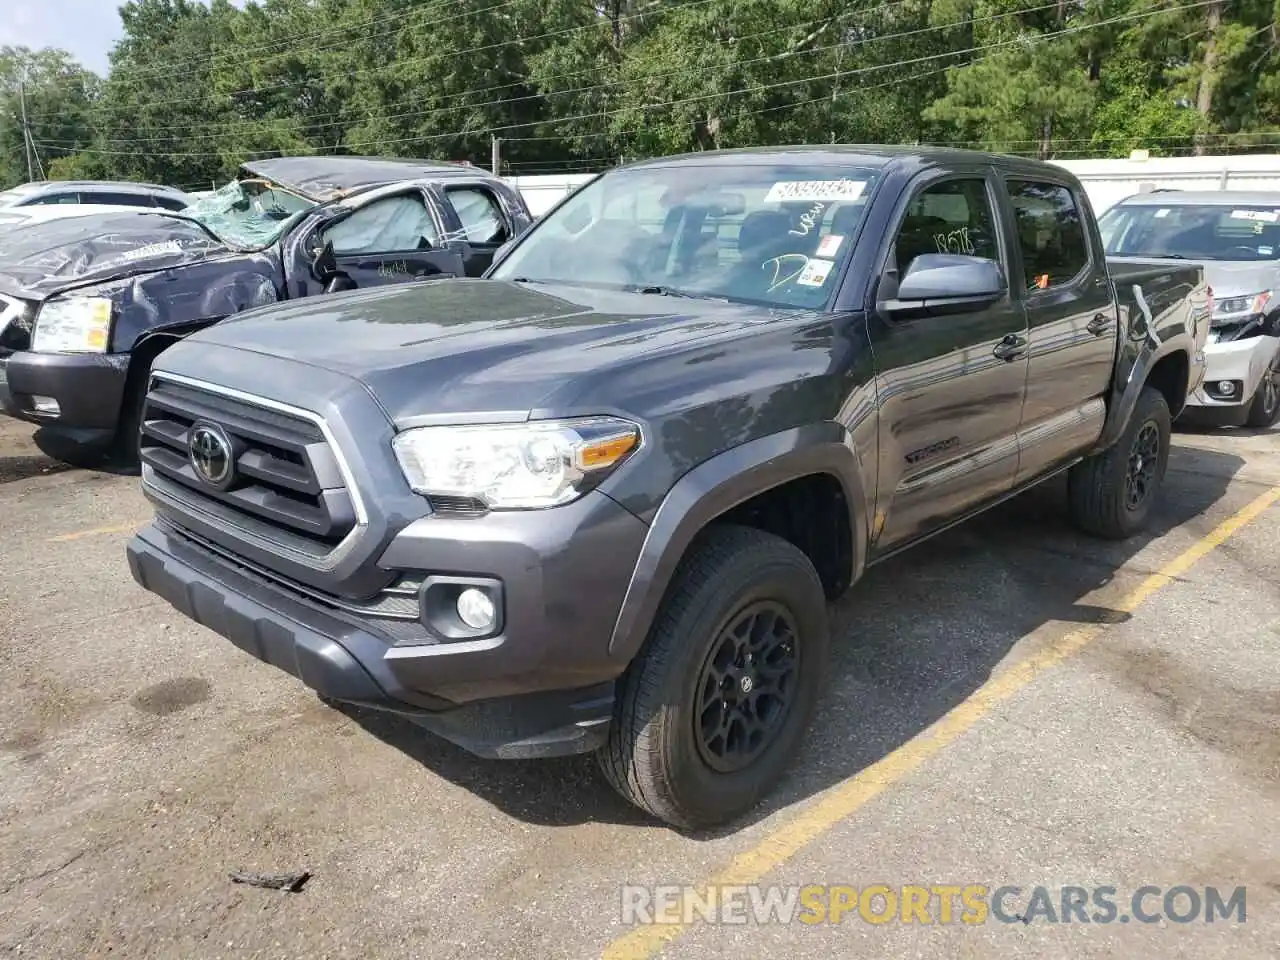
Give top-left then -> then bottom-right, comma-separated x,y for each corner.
182,178 -> 316,248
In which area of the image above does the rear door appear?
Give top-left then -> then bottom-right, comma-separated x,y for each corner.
867,166 -> 1030,554
434,182 -> 517,276
281,184 -> 465,297
1002,177 -> 1117,484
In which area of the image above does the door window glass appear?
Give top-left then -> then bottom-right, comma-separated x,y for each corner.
446,187 -> 509,245
322,194 -> 441,255
86,191 -> 156,208
894,179 -> 998,274
1007,180 -> 1089,290
29,193 -> 81,205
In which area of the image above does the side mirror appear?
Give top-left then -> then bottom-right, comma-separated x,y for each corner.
882,253 -> 1006,316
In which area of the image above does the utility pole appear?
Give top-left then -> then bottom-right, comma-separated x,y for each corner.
491,136 -> 501,176
19,80 -> 36,182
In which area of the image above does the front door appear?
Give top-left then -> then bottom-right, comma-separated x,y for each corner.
282,186 -> 465,297
1003,178 -> 1118,483
437,183 -> 515,276
868,171 -> 1030,555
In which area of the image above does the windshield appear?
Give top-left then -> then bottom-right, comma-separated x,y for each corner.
1100,202 -> 1280,261
490,162 -> 883,309
180,178 -> 316,248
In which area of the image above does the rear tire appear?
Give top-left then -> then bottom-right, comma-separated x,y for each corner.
1244,352 -> 1280,429
598,525 -> 829,830
1067,385 -> 1171,540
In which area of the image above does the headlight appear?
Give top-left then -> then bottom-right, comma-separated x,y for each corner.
392,417 -> 641,509
32,297 -> 113,353
1213,290 -> 1272,319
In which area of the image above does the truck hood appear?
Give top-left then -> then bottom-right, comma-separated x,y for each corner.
0,210 -> 231,300
187,278 -> 806,423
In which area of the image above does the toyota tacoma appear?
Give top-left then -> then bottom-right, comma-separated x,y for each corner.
125,147 -> 1209,829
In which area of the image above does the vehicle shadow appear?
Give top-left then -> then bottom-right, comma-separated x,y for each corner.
333,443 -> 1244,834
1174,419 -> 1278,439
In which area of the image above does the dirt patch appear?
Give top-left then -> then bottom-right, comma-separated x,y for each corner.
1095,640 -> 1280,787
130,677 -> 213,716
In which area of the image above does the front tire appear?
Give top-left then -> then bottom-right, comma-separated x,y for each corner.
1067,385 -> 1171,540
1244,352 -> 1280,428
598,525 -> 829,830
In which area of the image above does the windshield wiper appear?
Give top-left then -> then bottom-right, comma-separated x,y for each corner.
628,284 -> 727,301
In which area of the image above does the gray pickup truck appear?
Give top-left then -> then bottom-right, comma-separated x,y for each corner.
125,147 -> 1209,829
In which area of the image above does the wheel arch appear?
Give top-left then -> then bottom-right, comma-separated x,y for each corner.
606,423 -> 869,664
1095,343 -> 1191,453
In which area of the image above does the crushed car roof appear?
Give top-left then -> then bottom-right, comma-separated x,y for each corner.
239,156 -> 497,202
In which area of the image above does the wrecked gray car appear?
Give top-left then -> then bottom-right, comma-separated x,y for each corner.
0,156 -> 533,466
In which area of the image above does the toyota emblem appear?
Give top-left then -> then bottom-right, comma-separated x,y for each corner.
188,422 -> 234,487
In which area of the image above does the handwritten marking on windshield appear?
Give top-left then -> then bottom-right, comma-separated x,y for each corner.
763,253 -> 811,292
789,202 -> 827,237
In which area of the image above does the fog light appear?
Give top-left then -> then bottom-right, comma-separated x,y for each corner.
1218,381 -> 1236,396
31,395 -> 60,415
457,587 -> 496,631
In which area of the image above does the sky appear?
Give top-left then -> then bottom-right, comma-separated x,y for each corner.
3,1 -> 127,74
2,1 -> 245,76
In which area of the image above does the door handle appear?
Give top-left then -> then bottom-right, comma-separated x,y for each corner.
1087,313 -> 1112,336
992,333 -> 1027,361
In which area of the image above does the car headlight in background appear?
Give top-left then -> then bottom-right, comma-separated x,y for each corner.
32,297 -> 114,353
1212,290 -> 1272,319
392,416 -> 641,509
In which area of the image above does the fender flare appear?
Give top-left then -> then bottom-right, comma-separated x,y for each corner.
1094,290 -> 1195,452
606,422 -> 870,663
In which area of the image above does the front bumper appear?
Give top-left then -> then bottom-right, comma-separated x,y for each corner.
126,488 -> 649,759
1183,334 -> 1280,424
1,350 -> 129,452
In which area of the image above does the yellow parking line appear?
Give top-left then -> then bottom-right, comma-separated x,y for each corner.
602,484 -> 1280,960
47,522 -> 143,543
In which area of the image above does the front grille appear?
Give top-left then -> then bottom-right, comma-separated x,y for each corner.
163,518 -> 432,645
427,494 -> 488,517
140,377 -> 358,552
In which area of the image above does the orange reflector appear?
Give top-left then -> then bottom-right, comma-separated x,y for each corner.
580,432 -> 638,469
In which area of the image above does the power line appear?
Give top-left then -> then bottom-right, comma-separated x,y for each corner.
46,0 -> 1038,148
353,0 -> 1223,148
68,0 -> 731,113
41,0 -> 1221,164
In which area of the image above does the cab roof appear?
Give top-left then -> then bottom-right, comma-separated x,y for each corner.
240,155 -> 499,202
620,144 -> 1074,176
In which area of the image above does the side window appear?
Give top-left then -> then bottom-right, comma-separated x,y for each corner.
30,193 -> 81,205
90,192 -> 156,208
321,193 -> 442,256
445,187 -> 510,245
894,178 -> 998,275
153,196 -> 190,211
1007,180 -> 1089,291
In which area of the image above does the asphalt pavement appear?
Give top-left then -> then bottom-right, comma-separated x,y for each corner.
1,414 -> 1277,959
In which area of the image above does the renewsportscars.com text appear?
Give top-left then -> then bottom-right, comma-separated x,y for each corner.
619,884 -> 1247,926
